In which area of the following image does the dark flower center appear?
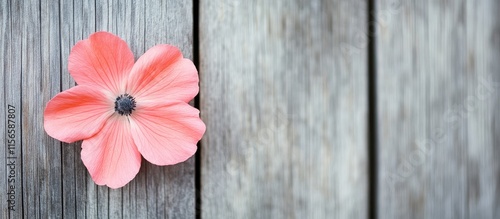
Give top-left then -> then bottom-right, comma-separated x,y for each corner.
115,94 -> 136,116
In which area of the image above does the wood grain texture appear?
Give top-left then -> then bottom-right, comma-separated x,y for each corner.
199,0 -> 368,218
376,0 -> 500,218
0,1 -> 9,217
1,0 -> 195,217
1,0 -> 23,218
2,0 -> 499,218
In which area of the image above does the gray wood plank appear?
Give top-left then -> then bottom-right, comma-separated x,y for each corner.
1,0 -> 195,217
1,0 -> 23,218
199,0 -> 368,218
464,2 -> 500,217
21,0 -> 63,217
0,1 -> 10,218
10,0 -> 23,217
41,0 -> 64,217
376,0 -> 500,218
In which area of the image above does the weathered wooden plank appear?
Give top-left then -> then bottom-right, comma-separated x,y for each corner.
1,0 -> 195,217
41,0 -> 64,217
9,0 -> 23,217
377,0 -> 500,218
1,0 -> 23,217
21,0 -> 62,217
465,2 -> 500,217
199,0 -> 368,218
0,0 -> 10,217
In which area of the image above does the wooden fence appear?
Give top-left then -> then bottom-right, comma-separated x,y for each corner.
1,0 -> 499,218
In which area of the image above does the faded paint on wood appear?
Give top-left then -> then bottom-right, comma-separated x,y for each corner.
199,0 -> 368,218
377,0 -> 500,218
0,0 -> 195,217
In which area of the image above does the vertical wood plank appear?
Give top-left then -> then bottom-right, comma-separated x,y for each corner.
1,0 -> 195,217
41,0 -> 64,217
21,0 -> 63,217
465,2 -> 500,217
10,0 -> 23,217
199,0 -> 368,218
1,0 -> 23,218
0,1 -> 10,217
142,1 -> 196,217
376,0 -> 500,218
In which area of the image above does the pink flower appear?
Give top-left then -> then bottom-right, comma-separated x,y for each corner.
44,32 -> 205,188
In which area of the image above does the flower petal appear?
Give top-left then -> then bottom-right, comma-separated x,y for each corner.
81,115 -> 142,189
69,31 -> 134,94
129,101 -> 205,165
44,85 -> 114,143
126,45 -> 199,103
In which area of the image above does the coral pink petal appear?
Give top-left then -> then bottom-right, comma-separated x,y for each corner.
81,115 -> 142,189
44,85 -> 114,143
129,101 -> 205,165
126,45 -> 199,103
69,31 -> 134,95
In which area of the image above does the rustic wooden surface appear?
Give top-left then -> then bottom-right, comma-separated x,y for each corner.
1,0 -> 195,218
377,0 -> 500,218
199,0 -> 368,218
1,0 -> 500,218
